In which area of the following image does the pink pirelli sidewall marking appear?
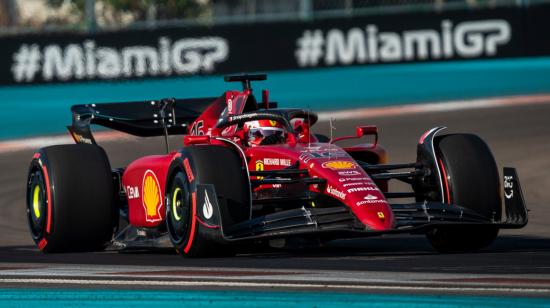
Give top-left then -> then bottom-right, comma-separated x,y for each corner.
42,166 -> 52,234
183,192 -> 197,254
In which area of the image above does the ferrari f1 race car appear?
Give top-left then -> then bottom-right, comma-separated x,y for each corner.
26,74 -> 528,257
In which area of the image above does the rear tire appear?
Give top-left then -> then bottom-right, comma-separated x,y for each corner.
166,145 -> 249,257
26,144 -> 116,252
426,134 -> 501,253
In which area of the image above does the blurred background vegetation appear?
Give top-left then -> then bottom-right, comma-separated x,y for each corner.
0,0 -> 532,34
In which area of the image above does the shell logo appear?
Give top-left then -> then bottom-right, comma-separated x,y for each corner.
269,120 -> 277,126
322,161 -> 356,170
142,170 -> 163,222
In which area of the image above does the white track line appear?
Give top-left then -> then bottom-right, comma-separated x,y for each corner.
0,278 -> 549,294
0,131 -> 133,154
1,94 -> 549,154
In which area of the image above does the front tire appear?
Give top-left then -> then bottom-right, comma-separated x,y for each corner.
165,171 -> 196,254
166,145 -> 249,257
426,134 -> 501,253
26,144 -> 116,252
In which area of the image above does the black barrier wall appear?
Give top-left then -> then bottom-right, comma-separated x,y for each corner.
1,4 -> 549,85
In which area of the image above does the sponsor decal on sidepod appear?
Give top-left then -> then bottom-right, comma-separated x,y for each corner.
126,186 -> 139,199
142,170 -> 163,222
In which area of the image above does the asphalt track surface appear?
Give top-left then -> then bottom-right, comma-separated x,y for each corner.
1,101 -> 550,300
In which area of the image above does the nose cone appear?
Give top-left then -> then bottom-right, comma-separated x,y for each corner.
323,177 -> 394,231
302,150 -> 394,231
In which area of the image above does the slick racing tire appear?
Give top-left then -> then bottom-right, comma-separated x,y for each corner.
426,134 -> 501,253
166,145 -> 249,257
26,144 -> 116,253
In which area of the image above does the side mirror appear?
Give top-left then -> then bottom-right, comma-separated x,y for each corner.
356,125 -> 378,147
356,125 -> 377,137
331,125 -> 379,145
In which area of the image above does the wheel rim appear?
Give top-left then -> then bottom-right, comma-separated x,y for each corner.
167,175 -> 191,245
27,169 -> 47,240
172,187 -> 183,221
32,185 -> 41,218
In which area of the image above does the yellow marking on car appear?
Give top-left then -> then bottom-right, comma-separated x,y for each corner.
255,160 -> 264,171
255,160 -> 264,180
32,185 -> 41,218
142,170 -> 163,222
172,187 -> 182,221
322,161 -> 356,170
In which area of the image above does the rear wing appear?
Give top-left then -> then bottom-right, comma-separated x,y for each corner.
68,97 -> 217,144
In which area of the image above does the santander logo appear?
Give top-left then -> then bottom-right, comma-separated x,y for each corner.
326,185 -> 347,200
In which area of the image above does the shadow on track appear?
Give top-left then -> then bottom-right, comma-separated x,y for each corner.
1,235 -> 549,275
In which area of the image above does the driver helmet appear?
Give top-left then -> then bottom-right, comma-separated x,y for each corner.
244,120 -> 286,146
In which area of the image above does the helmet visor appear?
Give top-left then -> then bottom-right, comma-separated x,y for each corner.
250,127 -> 284,139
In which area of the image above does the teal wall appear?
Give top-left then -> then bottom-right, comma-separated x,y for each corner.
1,288 -> 549,307
1,57 -> 550,140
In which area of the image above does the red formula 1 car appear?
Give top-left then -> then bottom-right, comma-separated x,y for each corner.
26,74 -> 528,256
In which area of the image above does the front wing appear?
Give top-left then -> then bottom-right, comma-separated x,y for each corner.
210,167 -> 527,241
110,168 -> 527,250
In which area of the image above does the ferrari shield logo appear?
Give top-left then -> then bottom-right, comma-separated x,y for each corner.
142,170 -> 163,222
255,160 -> 264,180
255,160 -> 264,171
